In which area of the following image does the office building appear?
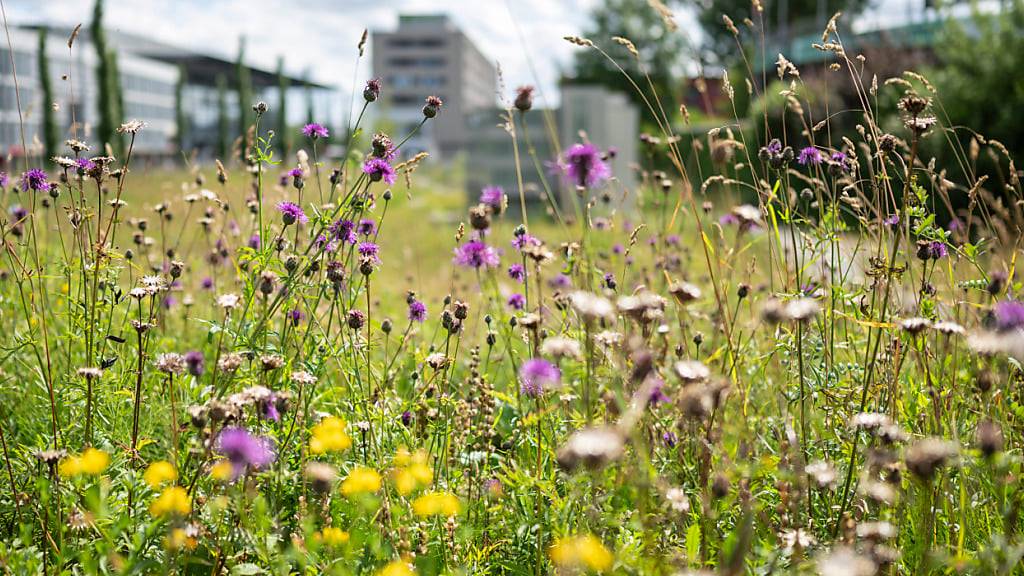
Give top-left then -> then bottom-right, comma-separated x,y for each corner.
372,14 -> 497,160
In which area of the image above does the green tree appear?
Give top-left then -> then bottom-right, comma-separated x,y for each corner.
236,37 -> 252,143
276,56 -> 289,158
680,0 -> 869,62
175,63 -> 187,152
109,48 -> 124,149
570,0 -> 687,122
90,0 -> 117,154
37,28 -> 58,160
933,0 -> 1024,164
217,73 -> 229,161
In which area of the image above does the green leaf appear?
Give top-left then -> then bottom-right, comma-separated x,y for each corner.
686,522 -> 701,564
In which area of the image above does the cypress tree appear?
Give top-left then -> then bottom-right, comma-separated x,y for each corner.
108,48 -> 124,156
175,63 -> 187,152
304,78 -> 314,125
216,73 -> 229,161
236,37 -> 251,142
90,0 -> 115,153
38,28 -> 58,160
276,56 -> 289,158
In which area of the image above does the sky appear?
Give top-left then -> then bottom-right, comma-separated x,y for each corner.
3,0 -> 602,115
3,0 -> 941,124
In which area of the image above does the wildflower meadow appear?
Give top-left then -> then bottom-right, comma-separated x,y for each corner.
1,4 -> 1024,576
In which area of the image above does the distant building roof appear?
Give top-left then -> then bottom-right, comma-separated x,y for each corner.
24,24 -> 328,89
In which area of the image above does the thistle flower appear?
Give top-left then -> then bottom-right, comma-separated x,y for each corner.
480,185 -> 505,211
357,241 -> 381,264
407,299 -> 427,322
564,143 -> 611,188
277,201 -> 308,225
519,358 -> 560,397
302,123 -> 329,139
184,350 -> 205,376
514,85 -> 534,112
216,427 -> 275,478
422,95 -> 443,118
363,78 -> 381,102
155,353 -> 186,375
453,240 -> 500,269
20,168 -> 51,192
797,146 -> 823,166
508,263 -> 526,282
330,219 -> 358,244
363,157 -> 396,184
993,300 -> 1024,332
357,218 -> 377,236
507,293 -> 526,310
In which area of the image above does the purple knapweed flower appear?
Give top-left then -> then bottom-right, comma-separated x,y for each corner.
0,172 -> 8,189
884,214 -> 900,227
162,295 -> 177,309
287,308 -> 305,326
201,276 -> 214,290
994,300 -> 1024,332
401,410 -> 413,427
480,186 -> 505,209
798,146 -> 822,166
643,377 -> 670,407
276,201 -> 308,225
549,274 -> 571,289
453,240 -> 500,269
184,350 -> 205,377
507,293 -> 526,310
663,431 -> 677,448
363,157 -> 396,185
216,427 -> 275,478
511,233 -> 540,251
357,241 -> 380,263
563,143 -> 611,188
408,299 -> 427,322
9,205 -> 28,222
719,213 -> 739,226
247,234 -> 261,250
357,218 -> 377,236
302,123 -> 330,139
262,393 -> 280,422
20,169 -> 50,192
508,263 -> 526,282
75,157 -> 96,173
330,219 -> 358,244
519,358 -> 560,397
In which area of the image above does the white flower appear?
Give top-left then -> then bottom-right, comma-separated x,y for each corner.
217,293 -> 240,310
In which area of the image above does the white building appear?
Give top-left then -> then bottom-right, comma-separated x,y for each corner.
0,26 -> 178,158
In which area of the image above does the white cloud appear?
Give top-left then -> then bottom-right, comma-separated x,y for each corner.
3,0 -> 599,110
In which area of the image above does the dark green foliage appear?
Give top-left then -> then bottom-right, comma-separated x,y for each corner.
680,0 -> 870,63
37,28 -> 58,160
569,0 -> 686,123
236,37 -> 252,144
217,73 -> 229,161
933,0 -> 1024,165
90,0 -> 117,154
175,63 -> 188,152
276,56 -> 289,159
109,49 -> 124,156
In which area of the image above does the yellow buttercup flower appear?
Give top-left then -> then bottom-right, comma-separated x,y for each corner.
309,416 -> 352,454
378,560 -> 416,576
150,486 -> 192,517
411,491 -> 460,517
391,448 -> 433,496
210,460 -> 234,482
144,461 -> 178,489
165,527 -> 197,551
315,526 -> 350,546
59,448 -> 110,478
549,534 -> 613,573
341,466 -> 382,496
